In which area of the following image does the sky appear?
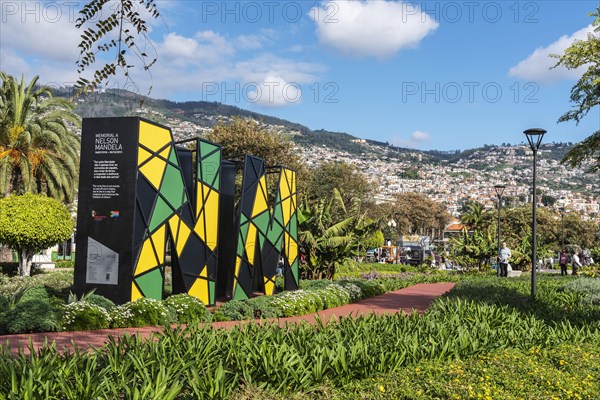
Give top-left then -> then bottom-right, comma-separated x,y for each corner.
1,0 -> 599,151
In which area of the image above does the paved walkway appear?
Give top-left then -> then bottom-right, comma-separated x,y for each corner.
0,282 -> 455,356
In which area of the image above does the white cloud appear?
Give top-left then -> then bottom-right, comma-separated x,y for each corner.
509,25 -> 595,83
389,130 -> 432,148
246,75 -> 302,107
310,0 -> 438,58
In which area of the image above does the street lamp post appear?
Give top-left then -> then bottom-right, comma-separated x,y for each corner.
524,128 -> 546,298
494,184 -> 506,277
559,207 -> 566,250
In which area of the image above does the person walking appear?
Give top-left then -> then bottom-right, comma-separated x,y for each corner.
572,251 -> 582,276
498,242 -> 511,277
559,249 -> 568,276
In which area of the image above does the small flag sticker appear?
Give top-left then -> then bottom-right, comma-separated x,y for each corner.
110,211 -> 120,218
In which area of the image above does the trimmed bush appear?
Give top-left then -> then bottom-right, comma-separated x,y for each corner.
218,300 -> 254,321
246,295 -> 279,319
2,289 -> 60,334
84,294 -> 116,311
164,294 -> 210,324
110,298 -> 171,328
62,302 -> 111,331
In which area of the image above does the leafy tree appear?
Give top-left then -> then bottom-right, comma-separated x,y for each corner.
206,117 -> 309,200
0,194 -> 74,276
207,117 -> 304,171
305,161 -> 372,212
391,193 -> 450,241
74,0 -> 160,93
553,7 -> 600,172
0,73 -> 81,203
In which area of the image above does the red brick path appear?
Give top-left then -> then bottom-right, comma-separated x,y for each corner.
0,282 -> 455,356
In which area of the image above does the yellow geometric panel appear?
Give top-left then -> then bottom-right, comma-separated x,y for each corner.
204,189 -> 219,250
158,145 -> 171,161
171,216 -> 191,257
139,120 -> 172,153
138,147 -> 153,166
286,232 -> 298,264
168,214 -> 180,243
134,237 -> 158,276
131,282 -> 143,302
282,198 -> 291,228
200,267 -> 208,278
151,224 -> 166,263
139,156 -> 166,190
245,223 -> 257,263
264,277 -> 274,296
188,277 -> 209,305
234,256 -> 242,278
194,206 -> 206,243
252,176 -> 268,218
280,170 -> 291,199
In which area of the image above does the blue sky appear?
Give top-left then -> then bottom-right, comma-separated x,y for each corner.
1,0 -> 598,150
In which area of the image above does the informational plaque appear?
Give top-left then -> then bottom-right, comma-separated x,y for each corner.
85,237 -> 119,285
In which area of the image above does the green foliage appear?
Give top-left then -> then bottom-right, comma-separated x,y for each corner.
85,294 -> 116,311
4,275 -> 600,398
562,277 -> 600,305
0,72 -> 81,203
0,193 -> 74,275
164,294 -> 210,325
110,298 -> 171,328
74,1 -> 160,93
1,286 -> 60,334
218,299 -> 254,321
62,301 -> 111,331
553,8 -> 600,172
299,189 -> 380,279
0,270 -> 74,299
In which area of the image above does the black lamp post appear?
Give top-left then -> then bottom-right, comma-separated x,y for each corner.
559,207 -> 566,250
524,128 -> 546,298
494,184 -> 506,276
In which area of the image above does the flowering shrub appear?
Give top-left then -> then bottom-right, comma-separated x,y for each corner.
333,281 -> 362,302
164,294 -> 210,324
110,298 -> 171,328
62,302 -> 110,331
246,295 -> 279,319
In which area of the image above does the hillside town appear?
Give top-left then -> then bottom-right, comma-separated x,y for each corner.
95,103 -> 600,224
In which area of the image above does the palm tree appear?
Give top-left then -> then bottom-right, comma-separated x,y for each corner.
460,201 -> 493,232
0,73 -> 81,204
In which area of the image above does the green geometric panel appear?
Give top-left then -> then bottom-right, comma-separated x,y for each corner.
200,144 -> 221,190
237,233 -> 245,256
209,280 -> 216,304
168,146 -> 180,167
161,164 -> 187,209
149,196 -> 175,232
233,283 -> 248,301
289,213 -> 297,238
267,216 -> 283,246
258,233 -> 266,252
135,268 -> 163,300
253,210 -> 271,236
273,202 -> 284,228
291,259 -> 299,282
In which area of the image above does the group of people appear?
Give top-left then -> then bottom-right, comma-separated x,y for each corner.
498,242 -> 594,277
